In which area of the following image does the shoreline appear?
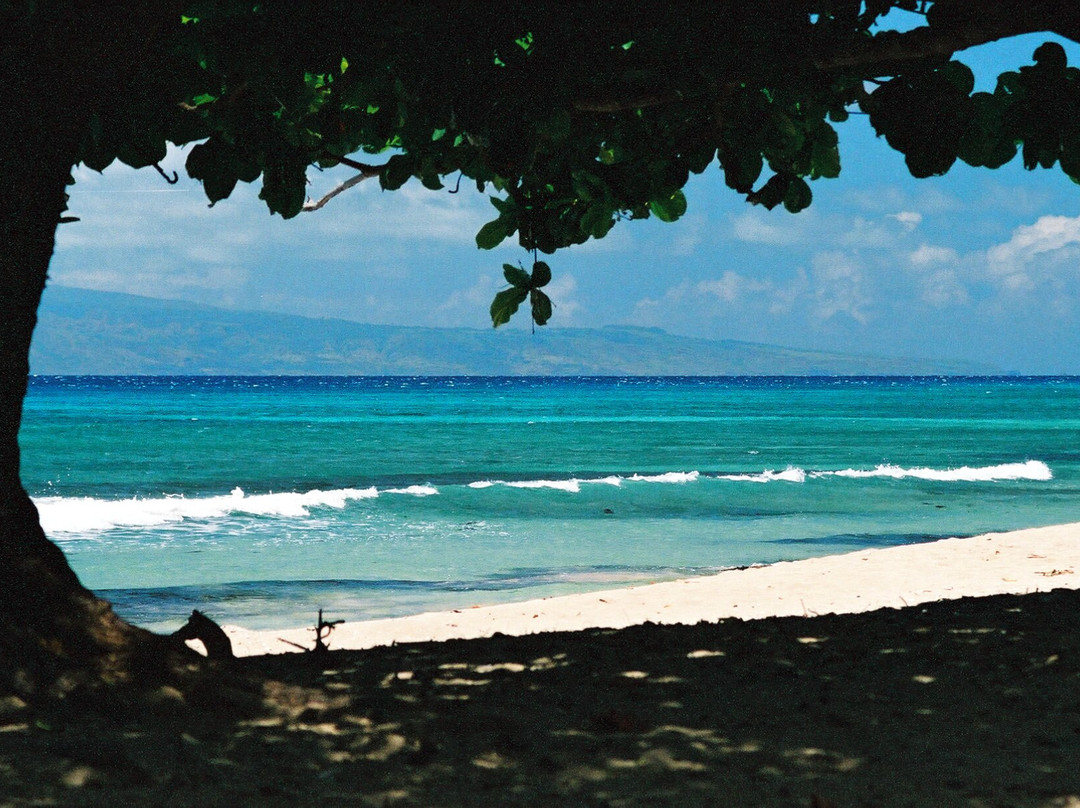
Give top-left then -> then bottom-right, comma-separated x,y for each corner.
221,521 -> 1080,657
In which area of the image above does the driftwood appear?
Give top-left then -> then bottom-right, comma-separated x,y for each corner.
171,609 -> 235,660
279,609 -> 344,655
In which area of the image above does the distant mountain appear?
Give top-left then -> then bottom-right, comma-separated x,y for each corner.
30,286 -> 997,376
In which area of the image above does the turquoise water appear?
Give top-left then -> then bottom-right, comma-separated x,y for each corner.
18,376 -> 1080,632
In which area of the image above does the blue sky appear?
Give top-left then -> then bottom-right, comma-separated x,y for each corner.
47,31 -> 1080,373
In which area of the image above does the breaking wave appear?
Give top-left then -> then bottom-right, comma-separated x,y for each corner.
35,460 -> 1051,535
815,460 -> 1052,482
36,486 -> 380,534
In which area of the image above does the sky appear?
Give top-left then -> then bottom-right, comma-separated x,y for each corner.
47,29 -> 1080,374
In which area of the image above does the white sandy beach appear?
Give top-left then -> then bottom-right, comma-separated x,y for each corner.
223,521 -> 1080,657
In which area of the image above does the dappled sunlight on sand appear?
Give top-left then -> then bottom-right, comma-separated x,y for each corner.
2,588 -> 1079,805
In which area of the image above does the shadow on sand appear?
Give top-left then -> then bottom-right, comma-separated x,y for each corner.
2,588 -> 1080,806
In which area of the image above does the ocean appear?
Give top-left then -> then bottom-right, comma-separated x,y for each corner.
18,376 -> 1080,633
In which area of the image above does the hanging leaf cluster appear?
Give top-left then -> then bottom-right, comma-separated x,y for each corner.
491,262 -> 553,328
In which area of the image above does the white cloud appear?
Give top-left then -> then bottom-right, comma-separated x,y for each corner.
544,274 -> 582,323
671,214 -> 706,256
983,214 -> 1080,294
811,252 -> 870,323
633,254 -> 871,330
839,216 -> 898,249
632,281 -> 692,324
904,244 -> 967,306
909,244 -> 959,266
435,273 -> 501,321
731,211 -> 801,246
987,215 -> 1080,265
56,264 -> 249,301
918,269 -> 969,306
333,183 -> 493,244
889,211 -> 923,231
767,268 -> 810,316
697,271 -> 771,303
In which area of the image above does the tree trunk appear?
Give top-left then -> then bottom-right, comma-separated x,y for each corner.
0,4 -> 183,698
0,161 -> 158,698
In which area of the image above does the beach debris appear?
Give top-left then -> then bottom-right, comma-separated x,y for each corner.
171,609 -> 234,660
279,609 -> 344,655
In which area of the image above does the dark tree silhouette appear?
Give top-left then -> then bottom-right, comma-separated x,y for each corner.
4,0 -> 1080,695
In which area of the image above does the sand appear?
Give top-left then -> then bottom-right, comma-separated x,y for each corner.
4,522 -> 1080,807
224,522 -> 1080,656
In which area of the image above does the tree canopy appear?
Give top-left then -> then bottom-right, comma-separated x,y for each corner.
51,0 -> 1080,326
4,0 -> 1080,696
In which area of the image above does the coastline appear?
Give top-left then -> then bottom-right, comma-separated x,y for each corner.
222,521 -> 1080,657
9,522 -> 1080,805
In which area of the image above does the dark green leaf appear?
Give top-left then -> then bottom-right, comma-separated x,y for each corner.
187,141 -> 239,205
503,263 -> 531,287
379,154 -> 414,191
233,154 -> 262,184
958,93 -> 1016,168
939,61 -> 975,96
580,203 -> 615,239
686,145 -> 716,175
476,218 -> 511,250
490,195 -> 514,214
867,66 -> 972,179
117,136 -> 168,170
258,162 -> 307,218
782,176 -> 812,213
203,170 -> 239,205
530,289 -> 552,325
490,286 -> 528,327
723,151 -> 763,193
906,146 -> 957,178
531,261 -> 551,288
746,173 -> 790,210
649,189 -> 687,222
1034,42 -> 1068,72
809,125 -> 841,179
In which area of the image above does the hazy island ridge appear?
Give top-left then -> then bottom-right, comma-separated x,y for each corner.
31,285 -> 997,377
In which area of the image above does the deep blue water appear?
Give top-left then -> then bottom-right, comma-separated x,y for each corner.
19,375 -> 1080,631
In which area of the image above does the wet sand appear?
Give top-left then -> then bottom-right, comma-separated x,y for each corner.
224,523 -> 1080,656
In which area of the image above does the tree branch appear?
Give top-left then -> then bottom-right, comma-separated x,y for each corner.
817,0 -> 1080,74
303,165 -> 381,212
571,1 -> 1080,114
335,154 -> 384,173
574,90 -> 690,114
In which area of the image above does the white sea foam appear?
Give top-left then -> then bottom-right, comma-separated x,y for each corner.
35,486 -> 379,535
471,475 -> 621,492
383,485 -> 440,496
472,472 -> 700,492
35,460 -> 1052,535
627,471 -> 700,484
820,460 -> 1052,482
718,467 -> 808,484
506,479 -> 582,492
713,460 -> 1051,484
591,476 -> 625,487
